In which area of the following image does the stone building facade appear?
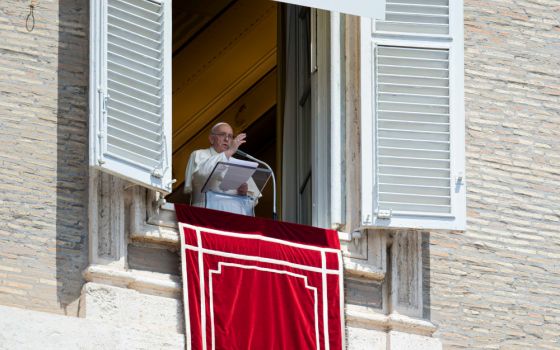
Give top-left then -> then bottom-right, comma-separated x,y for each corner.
0,0 -> 559,349
427,1 -> 560,348
0,0 -> 89,316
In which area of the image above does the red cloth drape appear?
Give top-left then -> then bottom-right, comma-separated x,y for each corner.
177,204 -> 344,350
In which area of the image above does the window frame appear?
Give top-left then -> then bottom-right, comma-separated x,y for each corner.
273,0 -> 386,20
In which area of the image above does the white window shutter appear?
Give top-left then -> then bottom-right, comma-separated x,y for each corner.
90,0 -> 173,193
361,0 -> 465,230
376,0 -> 450,35
273,0 -> 386,20
376,45 -> 452,216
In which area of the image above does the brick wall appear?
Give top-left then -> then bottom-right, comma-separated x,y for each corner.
0,0 -> 89,315
426,0 -> 560,348
1,0 -> 560,346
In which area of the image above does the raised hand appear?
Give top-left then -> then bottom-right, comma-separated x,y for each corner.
226,133 -> 246,158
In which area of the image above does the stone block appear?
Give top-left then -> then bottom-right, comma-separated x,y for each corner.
80,282 -> 184,335
388,331 -> 442,350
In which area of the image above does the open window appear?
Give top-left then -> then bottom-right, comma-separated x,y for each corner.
164,0 -> 387,223
89,0 -> 464,231
167,0 -> 279,219
90,0 -> 387,224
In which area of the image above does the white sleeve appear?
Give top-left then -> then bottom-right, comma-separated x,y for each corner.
194,152 -> 228,180
183,152 -> 197,194
185,150 -> 228,194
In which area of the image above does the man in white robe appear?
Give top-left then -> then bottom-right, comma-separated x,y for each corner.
184,122 -> 258,215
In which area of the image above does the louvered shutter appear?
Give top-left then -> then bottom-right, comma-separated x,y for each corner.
361,0 -> 465,230
376,46 -> 451,214
90,0 -> 172,193
376,0 -> 449,35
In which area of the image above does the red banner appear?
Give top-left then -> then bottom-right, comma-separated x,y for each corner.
176,205 -> 344,350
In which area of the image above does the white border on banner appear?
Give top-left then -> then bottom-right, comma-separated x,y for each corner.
178,222 -> 345,350
209,262 -> 320,350
181,222 -> 341,254
183,244 -> 340,275
196,229 -> 207,350
321,251 -> 330,350
338,251 -> 346,350
179,224 -> 192,350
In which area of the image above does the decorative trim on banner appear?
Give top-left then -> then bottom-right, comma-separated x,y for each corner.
177,204 -> 344,350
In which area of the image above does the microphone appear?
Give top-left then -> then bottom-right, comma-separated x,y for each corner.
236,149 -> 277,220
235,149 -> 251,159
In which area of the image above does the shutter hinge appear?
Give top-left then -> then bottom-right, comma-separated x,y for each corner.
167,178 -> 177,190
100,91 -> 109,113
456,172 -> 464,184
152,168 -> 163,178
377,209 -> 392,219
103,95 -> 109,113
97,132 -> 106,165
351,230 -> 363,241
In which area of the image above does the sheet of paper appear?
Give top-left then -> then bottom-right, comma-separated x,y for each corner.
219,158 -> 258,191
228,157 -> 259,168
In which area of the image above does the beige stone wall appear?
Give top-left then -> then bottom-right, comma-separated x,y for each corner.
0,304 -> 184,349
426,1 -> 560,348
1,0 -> 560,348
0,0 -> 89,315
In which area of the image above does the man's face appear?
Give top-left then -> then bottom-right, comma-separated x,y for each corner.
210,124 -> 234,153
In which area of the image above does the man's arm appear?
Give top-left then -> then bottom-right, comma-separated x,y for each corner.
191,152 -> 228,184
224,133 -> 246,158
184,152 -> 197,194
184,150 -> 227,194
185,133 -> 247,194
194,133 -> 246,179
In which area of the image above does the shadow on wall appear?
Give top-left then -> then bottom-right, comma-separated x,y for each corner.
56,0 -> 89,315
422,232 -> 431,320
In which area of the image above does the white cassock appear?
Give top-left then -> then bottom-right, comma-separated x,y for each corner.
184,147 -> 259,215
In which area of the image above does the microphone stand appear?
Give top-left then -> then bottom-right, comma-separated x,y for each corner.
236,150 -> 277,220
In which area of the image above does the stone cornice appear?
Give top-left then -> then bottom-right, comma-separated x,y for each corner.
130,209 -> 386,280
345,305 -> 437,336
83,265 -> 181,298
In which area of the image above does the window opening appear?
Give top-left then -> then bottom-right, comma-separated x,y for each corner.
167,0 -> 279,219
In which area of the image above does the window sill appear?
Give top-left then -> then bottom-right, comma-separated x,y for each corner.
346,304 -> 437,336
133,203 -> 362,244
130,203 -> 385,280
83,264 -> 181,297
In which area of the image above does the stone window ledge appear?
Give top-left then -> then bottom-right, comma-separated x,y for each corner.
130,215 -> 365,247
83,264 -> 181,298
346,304 -> 437,336
130,202 -> 386,281
83,265 -> 436,337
